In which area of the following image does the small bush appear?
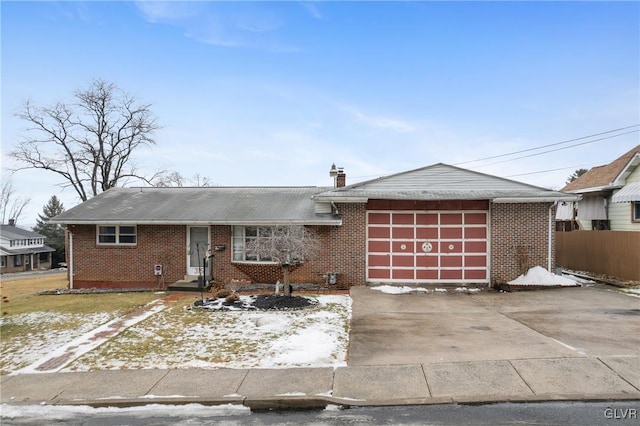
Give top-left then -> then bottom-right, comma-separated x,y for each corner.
216,289 -> 231,299
225,293 -> 239,304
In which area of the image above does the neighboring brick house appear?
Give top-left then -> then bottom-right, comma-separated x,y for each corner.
0,220 -> 55,274
560,144 -> 640,231
51,163 -> 576,289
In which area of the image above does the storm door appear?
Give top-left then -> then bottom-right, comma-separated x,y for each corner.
187,226 -> 210,276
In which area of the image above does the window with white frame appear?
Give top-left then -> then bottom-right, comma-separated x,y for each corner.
633,202 -> 640,222
232,226 -> 273,262
97,225 -> 137,245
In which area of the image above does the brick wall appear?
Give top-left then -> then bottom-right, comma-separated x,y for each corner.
66,224 -> 186,288
490,202 -> 555,284
210,203 -> 367,288
65,203 -> 368,289
65,202 -> 554,289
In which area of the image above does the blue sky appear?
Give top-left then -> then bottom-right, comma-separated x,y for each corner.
2,1 -> 639,227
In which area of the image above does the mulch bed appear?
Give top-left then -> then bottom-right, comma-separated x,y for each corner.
193,294 -> 319,311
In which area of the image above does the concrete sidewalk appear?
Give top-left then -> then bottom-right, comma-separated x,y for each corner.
2,356 -> 639,409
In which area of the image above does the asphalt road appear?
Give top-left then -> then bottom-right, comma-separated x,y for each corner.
2,401 -> 639,425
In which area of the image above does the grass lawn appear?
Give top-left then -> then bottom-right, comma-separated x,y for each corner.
0,274 -> 351,374
0,273 -> 163,374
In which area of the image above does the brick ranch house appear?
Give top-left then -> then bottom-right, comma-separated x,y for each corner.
51,163 -> 577,289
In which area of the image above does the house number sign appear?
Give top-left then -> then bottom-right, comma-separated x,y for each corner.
422,242 -> 433,253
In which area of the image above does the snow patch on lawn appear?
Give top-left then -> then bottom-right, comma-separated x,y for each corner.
508,266 -> 579,286
0,312 -> 115,373
62,295 -> 351,372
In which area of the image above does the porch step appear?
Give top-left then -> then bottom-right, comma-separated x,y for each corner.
167,279 -> 211,293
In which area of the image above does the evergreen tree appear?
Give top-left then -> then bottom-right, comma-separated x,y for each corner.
33,195 -> 65,266
566,168 -> 588,185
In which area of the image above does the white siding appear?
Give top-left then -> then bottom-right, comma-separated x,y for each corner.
610,167 -> 640,231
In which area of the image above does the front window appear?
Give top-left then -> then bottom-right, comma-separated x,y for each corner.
633,203 -> 640,222
1,256 -> 6,268
14,255 -> 22,267
232,226 -> 273,262
97,225 -> 137,245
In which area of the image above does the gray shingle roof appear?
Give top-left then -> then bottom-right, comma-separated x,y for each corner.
50,187 -> 341,225
313,163 -> 578,203
0,225 -> 45,240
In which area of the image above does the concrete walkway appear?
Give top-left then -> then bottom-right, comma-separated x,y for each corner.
2,356 -> 639,409
2,284 -> 639,409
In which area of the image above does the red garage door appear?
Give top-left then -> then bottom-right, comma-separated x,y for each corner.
367,210 -> 489,283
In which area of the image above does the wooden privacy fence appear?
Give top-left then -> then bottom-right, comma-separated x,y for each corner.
555,231 -> 640,281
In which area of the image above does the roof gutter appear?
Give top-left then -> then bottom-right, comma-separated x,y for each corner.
51,219 -> 343,226
492,196 -> 580,203
311,196 -> 369,203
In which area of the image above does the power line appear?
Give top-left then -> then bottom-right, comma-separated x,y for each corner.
454,124 -> 639,166
467,129 -> 639,170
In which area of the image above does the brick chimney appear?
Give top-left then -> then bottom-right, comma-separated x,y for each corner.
330,164 -> 347,188
336,168 -> 346,188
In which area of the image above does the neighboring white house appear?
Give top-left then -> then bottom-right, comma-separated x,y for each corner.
560,145 -> 640,231
0,220 -> 55,273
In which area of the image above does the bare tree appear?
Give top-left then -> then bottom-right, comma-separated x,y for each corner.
10,79 -> 161,201
245,225 -> 320,296
0,180 -> 31,225
154,171 -> 213,187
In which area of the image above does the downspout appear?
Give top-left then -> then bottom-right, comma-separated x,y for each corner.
331,201 -> 340,215
548,203 -> 555,273
69,231 -> 74,290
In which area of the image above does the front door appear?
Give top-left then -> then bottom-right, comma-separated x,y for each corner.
187,226 -> 210,276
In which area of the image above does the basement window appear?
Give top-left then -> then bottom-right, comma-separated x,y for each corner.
97,225 -> 137,245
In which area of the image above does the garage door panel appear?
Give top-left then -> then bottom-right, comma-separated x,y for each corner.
416,255 -> 438,268
441,269 -> 463,280
369,240 -> 390,253
465,227 -> 487,239
368,254 -> 390,267
441,213 -> 463,225
416,269 -> 438,280
368,227 -> 390,238
392,241 -> 414,253
416,214 -> 438,225
465,269 -> 487,280
392,214 -> 414,225
392,269 -> 414,280
439,242 -> 462,253
465,255 -> 487,267
465,241 -> 487,253
465,213 -> 487,224
392,255 -> 414,267
440,227 -> 463,239
369,269 -> 390,279
392,227 -> 414,239
369,213 -> 390,224
416,228 -> 438,239
441,256 -> 462,267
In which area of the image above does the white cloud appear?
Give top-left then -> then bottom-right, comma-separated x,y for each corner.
300,2 -> 323,20
134,2 -> 297,50
344,106 -> 416,133
134,1 -> 204,24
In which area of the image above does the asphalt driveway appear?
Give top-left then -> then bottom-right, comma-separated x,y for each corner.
347,284 -> 640,366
